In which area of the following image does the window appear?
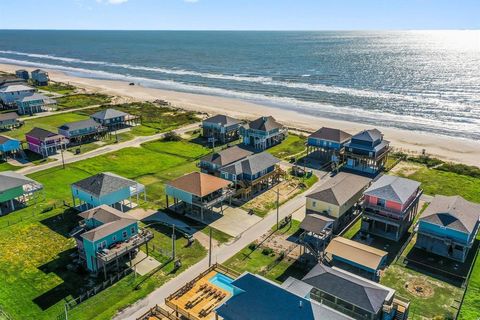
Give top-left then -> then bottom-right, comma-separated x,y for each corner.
112,235 -> 117,242
122,230 -> 128,238
131,226 -> 136,234
312,201 -> 316,208
377,198 -> 386,207
97,241 -> 107,250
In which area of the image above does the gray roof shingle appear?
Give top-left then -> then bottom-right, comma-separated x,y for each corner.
309,127 -> 352,143
351,129 -> 383,143
364,175 -> 420,205
59,118 -> 101,132
200,145 -> 254,167
26,127 -> 65,140
72,172 -> 137,198
244,116 -> 284,132
203,114 -> 242,127
300,214 -> 334,234
419,195 -> 480,234
0,112 -> 19,122
91,108 -> 128,121
0,171 -> 40,193
221,152 -> 280,176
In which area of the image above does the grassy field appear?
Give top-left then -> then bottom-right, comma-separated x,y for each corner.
56,94 -> 111,110
458,233 -> 480,320
37,82 -> 76,95
342,219 -> 362,239
0,137 -> 212,319
267,134 -> 306,160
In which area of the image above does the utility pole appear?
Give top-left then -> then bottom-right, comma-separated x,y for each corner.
61,148 -> 65,169
172,225 -> 176,260
276,187 -> 280,230
209,227 -> 213,267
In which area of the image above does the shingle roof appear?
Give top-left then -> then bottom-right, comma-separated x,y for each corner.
0,84 -> 35,93
307,172 -> 371,206
300,214 -> 334,234
351,129 -> 383,142
16,93 -> 46,103
200,145 -> 254,167
79,205 -> 137,242
302,264 -> 393,314
91,108 -> 128,121
0,135 -> 19,145
419,195 -> 480,234
72,172 -> 137,198
325,237 -> 388,271
59,118 -> 101,131
0,112 -> 19,122
221,152 -> 280,176
26,127 -> 64,140
203,114 -> 242,127
364,175 -> 420,205
0,171 -> 40,193
167,172 -> 231,197
309,127 -> 352,143
244,116 -> 284,132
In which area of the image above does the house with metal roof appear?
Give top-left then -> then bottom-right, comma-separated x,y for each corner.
165,172 -> 234,221
240,116 -> 287,151
0,112 -> 22,130
16,93 -> 56,115
305,172 -> 371,232
71,172 -> 146,212
283,263 -> 410,320
324,237 -> 388,280
90,108 -> 140,130
361,175 -> 423,241
58,118 -> 107,144
344,129 -> 390,175
31,69 -> 49,86
0,135 -> 21,160
307,127 -> 352,163
0,84 -> 36,106
415,195 -> 480,262
0,171 -> 43,216
201,114 -> 243,145
219,151 -> 282,200
198,145 -> 254,175
73,205 -> 153,276
25,127 -> 68,157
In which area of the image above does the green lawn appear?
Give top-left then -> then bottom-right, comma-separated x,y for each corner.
458,234 -> 480,320
56,94 -> 111,110
0,138 -> 212,320
267,134 -> 306,160
37,82 -> 76,95
342,219 -> 362,239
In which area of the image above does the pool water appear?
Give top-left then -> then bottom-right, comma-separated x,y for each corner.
209,273 -> 235,294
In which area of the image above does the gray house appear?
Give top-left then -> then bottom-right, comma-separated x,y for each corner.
31,69 -> 49,86
201,114 -> 242,144
198,145 -> 254,174
15,70 -> 29,81
90,108 -> 139,130
416,195 -> 480,262
240,116 -> 288,150
0,112 -> 22,130
58,118 -> 106,144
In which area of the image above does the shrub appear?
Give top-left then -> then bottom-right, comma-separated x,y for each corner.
436,162 -> 480,178
261,248 -> 273,256
248,243 -> 257,251
407,155 -> 444,168
163,132 -> 182,142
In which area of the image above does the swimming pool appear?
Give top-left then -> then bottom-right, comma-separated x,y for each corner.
209,273 -> 235,294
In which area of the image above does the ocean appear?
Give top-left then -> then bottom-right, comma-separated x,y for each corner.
0,30 -> 479,140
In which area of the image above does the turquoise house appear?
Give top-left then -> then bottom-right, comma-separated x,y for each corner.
0,171 -> 43,215
0,135 -> 21,159
74,205 -> 153,275
71,172 -> 146,212
240,116 -> 287,150
16,93 -> 55,115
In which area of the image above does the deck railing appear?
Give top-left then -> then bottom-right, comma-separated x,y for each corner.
96,229 -> 153,262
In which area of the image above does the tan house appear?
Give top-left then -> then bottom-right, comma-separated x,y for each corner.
306,172 -> 371,232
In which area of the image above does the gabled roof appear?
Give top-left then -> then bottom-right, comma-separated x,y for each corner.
26,127 -> 65,140
325,237 -> 388,271
309,127 -> 352,143
300,214 -> 334,234
215,272 -> 351,320
302,264 -> 393,314
351,129 -> 383,143
0,135 -> 20,145
364,175 -> 420,205
79,205 -> 137,242
0,112 -> 19,122
167,172 -> 231,197
0,84 -> 35,93
59,118 -> 101,131
0,171 -> 40,193
200,145 -> 254,167
419,195 -> 480,234
17,93 -> 46,103
220,152 -> 280,176
32,69 -> 48,75
72,172 -> 137,198
244,116 -> 284,132
91,108 -> 128,121
307,172 -> 371,206
203,114 -> 242,127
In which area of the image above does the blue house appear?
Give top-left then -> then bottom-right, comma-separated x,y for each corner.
0,135 -> 21,160
344,129 -> 390,175
0,84 -> 36,106
31,69 -> 49,86
199,145 -> 253,175
71,172 -> 146,212
202,114 -> 243,145
58,118 -> 106,144
219,152 -> 281,199
416,195 -> 480,262
240,116 -> 287,151
16,93 -> 55,115
307,127 -> 352,163
0,112 -> 22,130
90,108 -> 139,130
15,70 -> 29,81
73,205 -> 153,276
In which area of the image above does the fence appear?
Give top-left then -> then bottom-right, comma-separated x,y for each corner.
0,306 -> 13,320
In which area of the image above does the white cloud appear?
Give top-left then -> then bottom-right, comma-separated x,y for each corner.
96,0 -> 129,5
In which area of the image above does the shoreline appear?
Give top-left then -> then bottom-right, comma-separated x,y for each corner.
1,62 -> 480,167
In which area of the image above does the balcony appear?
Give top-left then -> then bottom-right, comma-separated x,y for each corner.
363,189 -> 423,223
96,229 -> 153,263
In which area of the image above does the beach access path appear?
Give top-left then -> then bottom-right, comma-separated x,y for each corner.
112,170 -> 329,320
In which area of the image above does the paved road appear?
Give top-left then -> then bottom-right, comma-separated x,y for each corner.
17,122 -> 201,175
113,172 -> 330,320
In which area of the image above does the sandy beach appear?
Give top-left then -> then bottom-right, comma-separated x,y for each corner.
1,63 -> 479,166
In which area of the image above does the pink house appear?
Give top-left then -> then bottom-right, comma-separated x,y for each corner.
26,127 -> 68,158
361,175 -> 422,241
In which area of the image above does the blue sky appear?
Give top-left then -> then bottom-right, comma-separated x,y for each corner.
0,0 -> 479,30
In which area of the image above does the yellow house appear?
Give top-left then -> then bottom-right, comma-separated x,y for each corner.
306,172 -> 371,231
